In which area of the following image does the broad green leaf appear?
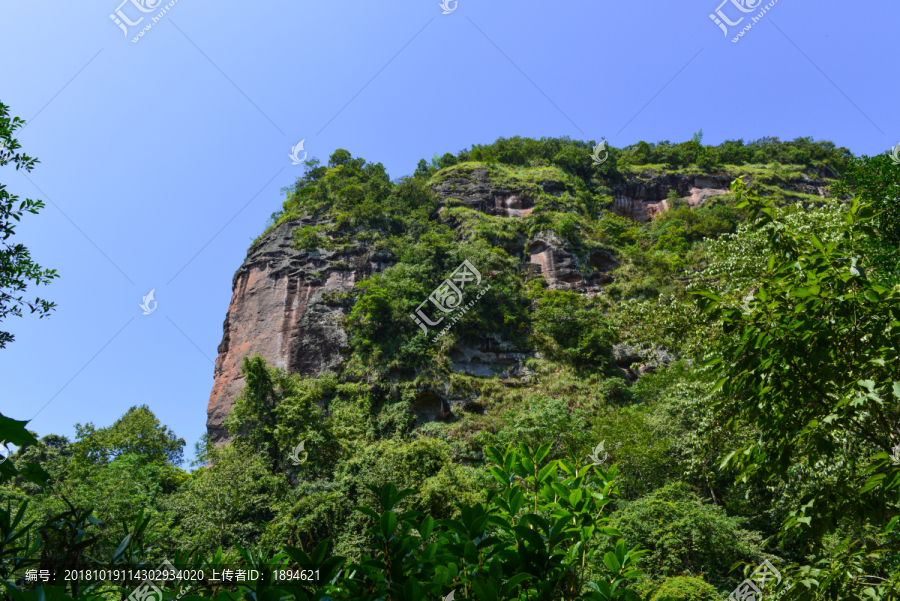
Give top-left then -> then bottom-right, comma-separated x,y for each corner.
380,510 -> 397,539
603,550 -> 622,574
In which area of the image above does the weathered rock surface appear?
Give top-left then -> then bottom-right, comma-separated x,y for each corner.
611,343 -> 675,384
410,390 -> 453,424
206,220 -> 391,444
527,234 -> 618,293
609,171 -> 832,222
449,335 -> 535,379
430,166 -> 620,292
431,166 -> 565,218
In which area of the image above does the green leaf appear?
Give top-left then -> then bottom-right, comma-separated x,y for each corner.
403,577 -> 421,601
354,506 -> 381,522
463,540 -> 478,564
860,474 -> 886,494
419,515 -> 434,540
380,510 -> 397,539
537,462 -> 557,484
16,462 -> 51,487
501,573 -> 531,596
693,291 -> 722,302
488,467 -> 510,487
719,450 -> 737,470
886,516 -> 900,534
711,378 -> 727,393
519,454 -> 535,477
0,413 -> 38,447
603,551 -> 622,574
484,445 -> 504,466
111,534 -> 132,561
534,443 -> 552,465
471,577 -> 498,601
810,234 -> 825,252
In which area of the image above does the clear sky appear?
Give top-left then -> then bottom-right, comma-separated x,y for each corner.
0,0 -> 897,464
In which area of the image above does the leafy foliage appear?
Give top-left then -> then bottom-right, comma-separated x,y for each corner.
616,136 -> 849,171
694,178 -> 900,598
530,289 -> 618,367
651,575 -> 719,601
0,102 -> 58,349
609,482 -> 768,590
73,405 -> 185,466
831,152 -> 900,283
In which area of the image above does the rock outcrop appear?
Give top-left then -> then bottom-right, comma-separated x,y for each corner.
527,235 -> 618,293
431,165 -> 565,218
206,220 -> 391,444
449,335 -> 535,379
611,343 -> 674,384
609,170 -> 832,222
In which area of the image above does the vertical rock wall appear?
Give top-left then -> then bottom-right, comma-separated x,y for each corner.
206,220 -> 387,444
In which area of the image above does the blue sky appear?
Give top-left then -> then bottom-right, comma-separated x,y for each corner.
0,0 -> 897,465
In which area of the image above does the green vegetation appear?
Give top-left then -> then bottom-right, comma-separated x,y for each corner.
3,135 -> 899,600
831,152 -> 900,283
0,102 -> 58,349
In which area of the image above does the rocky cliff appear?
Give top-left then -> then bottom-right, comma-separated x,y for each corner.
207,158 -> 838,443
206,220 -> 391,444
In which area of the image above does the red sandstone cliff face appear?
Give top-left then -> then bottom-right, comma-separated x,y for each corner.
207,167 -> 621,439
611,175 -> 731,222
527,236 -> 618,294
206,220 -> 390,444
207,164 -> 841,440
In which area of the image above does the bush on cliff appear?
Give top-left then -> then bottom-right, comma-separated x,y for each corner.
651,575 -> 720,601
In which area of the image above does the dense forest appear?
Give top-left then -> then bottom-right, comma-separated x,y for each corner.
3,101 -> 900,600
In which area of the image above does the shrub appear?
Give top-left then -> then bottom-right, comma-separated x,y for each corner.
666,189 -> 689,211
653,575 -> 720,601
609,482 -> 767,590
531,290 -> 618,367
